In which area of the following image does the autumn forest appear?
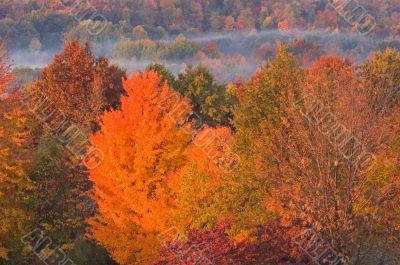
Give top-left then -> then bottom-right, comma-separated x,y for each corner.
0,0 -> 399,265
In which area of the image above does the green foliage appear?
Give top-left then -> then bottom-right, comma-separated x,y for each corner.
113,36 -> 202,60
234,45 -> 302,132
0,93 -> 33,264
66,240 -> 117,265
114,38 -> 158,60
177,65 -> 237,126
215,47 -> 304,234
174,163 -> 272,236
144,63 -> 238,127
12,67 -> 40,85
362,48 -> 400,113
28,136 -> 93,247
173,164 -> 219,230
233,46 -> 303,171
145,63 -> 176,88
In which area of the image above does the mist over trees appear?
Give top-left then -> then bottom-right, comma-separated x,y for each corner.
4,0 -> 400,82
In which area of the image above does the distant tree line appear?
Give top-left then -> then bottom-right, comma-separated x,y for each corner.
2,0 -> 400,51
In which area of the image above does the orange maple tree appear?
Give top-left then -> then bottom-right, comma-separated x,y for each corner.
87,71 -> 193,264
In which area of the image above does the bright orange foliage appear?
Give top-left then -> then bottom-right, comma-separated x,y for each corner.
0,91 -> 32,261
87,71 -> 193,265
188,126 -> 234,176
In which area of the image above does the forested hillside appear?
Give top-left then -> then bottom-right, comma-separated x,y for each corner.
4,0 -> 400,82
2,0 -> 400,49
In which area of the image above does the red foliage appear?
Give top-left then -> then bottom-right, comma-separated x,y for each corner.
153,219 -> 311,265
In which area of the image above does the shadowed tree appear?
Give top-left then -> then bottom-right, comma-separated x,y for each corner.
29,40 -> 126,131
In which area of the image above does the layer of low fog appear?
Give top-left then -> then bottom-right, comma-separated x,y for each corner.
10,29 -> 383,82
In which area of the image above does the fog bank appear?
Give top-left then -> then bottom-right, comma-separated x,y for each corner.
10,29 -> 385,82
